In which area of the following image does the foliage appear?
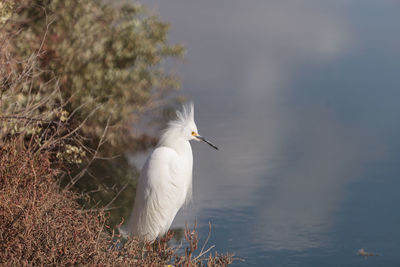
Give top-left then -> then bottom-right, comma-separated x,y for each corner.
1,0 -> 184,224
7,0 -> 184,150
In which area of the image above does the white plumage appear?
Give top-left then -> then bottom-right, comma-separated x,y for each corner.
120,103 -> 217,241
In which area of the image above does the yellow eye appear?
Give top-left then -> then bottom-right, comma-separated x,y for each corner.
191,131 -> 197,136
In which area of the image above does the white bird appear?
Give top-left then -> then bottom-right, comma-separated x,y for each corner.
120,103 -> 218,241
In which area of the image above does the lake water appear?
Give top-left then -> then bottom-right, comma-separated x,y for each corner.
138,1 -> 400,266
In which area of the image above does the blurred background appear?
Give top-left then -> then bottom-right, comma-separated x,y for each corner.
138,1 -> 400,266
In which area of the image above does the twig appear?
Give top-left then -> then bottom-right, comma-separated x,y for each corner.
0,115 -> 61,125
104,182 -> 129,210
64,117 -> 110,190
192,222 -> 215,261
195,222 -> 213,259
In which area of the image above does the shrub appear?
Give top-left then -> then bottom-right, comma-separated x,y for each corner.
1,0 -> 184,225
10,0 -> 184,151
0,140 -> 109,265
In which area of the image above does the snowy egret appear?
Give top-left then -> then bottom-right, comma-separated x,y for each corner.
119,103 -> 218,241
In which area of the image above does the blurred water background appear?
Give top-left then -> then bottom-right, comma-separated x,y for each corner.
134,1 -> 400,266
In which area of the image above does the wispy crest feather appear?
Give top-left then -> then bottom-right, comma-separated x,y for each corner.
172,102 -> 194,127
159,102 -> 194,145
162,102 -> 194,131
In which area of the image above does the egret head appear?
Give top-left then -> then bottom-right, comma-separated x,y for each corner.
162,103 -> 218,150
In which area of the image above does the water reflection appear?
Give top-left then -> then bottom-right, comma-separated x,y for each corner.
252,105 -> 385,251
138,0 -> 400,264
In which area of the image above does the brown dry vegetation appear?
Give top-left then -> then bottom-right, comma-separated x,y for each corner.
0,140 -> 109,265
0,140 -> 233,266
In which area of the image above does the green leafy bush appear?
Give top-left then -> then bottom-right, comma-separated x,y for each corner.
10,0 -> 184,151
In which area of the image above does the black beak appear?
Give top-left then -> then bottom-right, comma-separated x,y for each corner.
196,135 -> 218,150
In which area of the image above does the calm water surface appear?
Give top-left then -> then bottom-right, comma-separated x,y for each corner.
138,1 -> 400,266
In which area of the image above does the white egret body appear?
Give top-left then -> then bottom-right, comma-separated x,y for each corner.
120,103 -> 218,241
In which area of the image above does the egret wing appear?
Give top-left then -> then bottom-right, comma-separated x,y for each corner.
127,147 -> 185,240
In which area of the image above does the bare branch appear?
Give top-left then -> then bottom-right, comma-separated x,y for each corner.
64,117 -> 110,190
